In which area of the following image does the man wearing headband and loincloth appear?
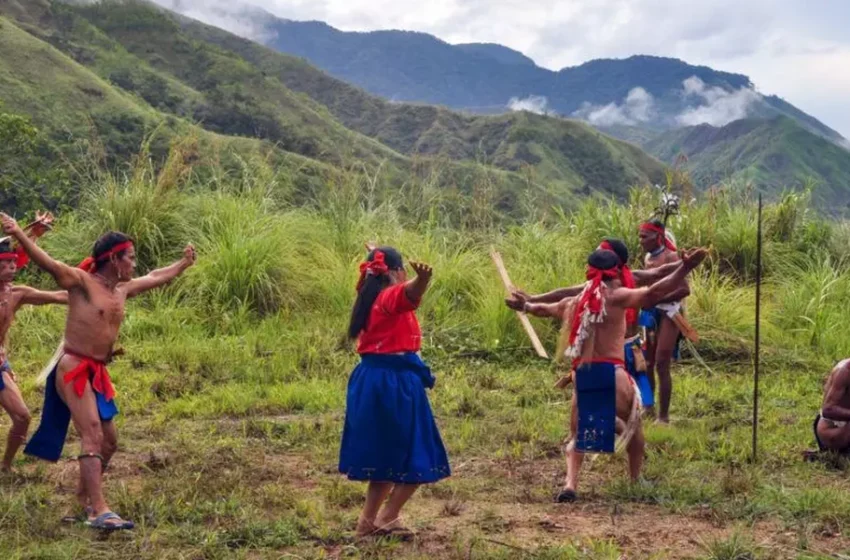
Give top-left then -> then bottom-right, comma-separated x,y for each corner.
638,219 -> 689,424
521,247 -> 706,501
506,238 -> 684,416
0,213 -> 68,472
1,214 -> 196,530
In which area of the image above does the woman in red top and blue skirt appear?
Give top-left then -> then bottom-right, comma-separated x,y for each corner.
339,247 -> 450,539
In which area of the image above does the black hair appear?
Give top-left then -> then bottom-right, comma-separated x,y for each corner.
0,239 -> 12,255
587,249 -> 620,272
347,246 -> 404,339
601,238 -> 629,266
644,218 -> 666,231
92,231 -> 134,271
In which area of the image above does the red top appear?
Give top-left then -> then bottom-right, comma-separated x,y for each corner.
357,284 -> 422,354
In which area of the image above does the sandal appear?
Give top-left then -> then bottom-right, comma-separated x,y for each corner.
62,507 -> 94,524
372,519 -> 415,541
86,511 -> 135,531
556,488 -> 577,503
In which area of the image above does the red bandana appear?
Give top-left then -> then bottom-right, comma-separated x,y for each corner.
567,265 -> 620,354
0,247 -> 29,268
355,250 -> 389,291
640,223 -> 677,252
598,241 -> 637,325
77,241 -> 134,273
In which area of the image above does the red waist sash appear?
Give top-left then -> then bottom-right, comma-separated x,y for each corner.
62,349 -> 116,401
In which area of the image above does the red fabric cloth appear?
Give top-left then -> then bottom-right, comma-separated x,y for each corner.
597,241 -> 637,325
567,265 -> 620,351
572,357 -> 626,369
640,223 -> 676,251
61,349 -> 116,401
78,241 -> 134,273
355,250 -> 389,291
357,284 -> 422,354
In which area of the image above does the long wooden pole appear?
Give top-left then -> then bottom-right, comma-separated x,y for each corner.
490,250 -> 549,359
752,194 -> 763,462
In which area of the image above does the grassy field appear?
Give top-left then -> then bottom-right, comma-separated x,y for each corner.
2,147 -> 850,559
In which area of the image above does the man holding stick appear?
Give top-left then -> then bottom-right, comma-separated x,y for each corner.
2,213 -> 196,530
521,247 -> 706,501
506,238 -> 684,415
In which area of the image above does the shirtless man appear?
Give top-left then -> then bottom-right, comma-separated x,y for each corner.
813,359 -> 850,454
506,238 -> 684,415
522,247 -> 706,501
2,214 -> 196,530
0,223 -> 68,472
638,220 -> 689,423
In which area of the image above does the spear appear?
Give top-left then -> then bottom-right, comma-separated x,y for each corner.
752,194 -> 763,462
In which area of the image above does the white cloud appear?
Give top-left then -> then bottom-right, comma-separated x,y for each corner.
571,87 -> 655,127
676,76 -> 762,127
506,95 -> 553,115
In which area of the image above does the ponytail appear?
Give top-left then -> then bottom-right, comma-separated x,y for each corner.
348,274 -> 390,339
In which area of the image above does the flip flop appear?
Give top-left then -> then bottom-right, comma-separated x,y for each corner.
86,511 -> 135,531
371,519 -> 415,541
62,507 -> 94,524
556,489 -> 577,503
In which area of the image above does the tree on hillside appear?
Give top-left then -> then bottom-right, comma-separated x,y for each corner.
0,104 -> 71,214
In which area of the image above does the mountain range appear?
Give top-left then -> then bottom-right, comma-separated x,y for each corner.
2,0 -> 850,212
149,0 -> 850,209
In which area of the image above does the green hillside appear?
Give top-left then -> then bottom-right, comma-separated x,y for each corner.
645,116 -> 850,211
0,0 -> 665,214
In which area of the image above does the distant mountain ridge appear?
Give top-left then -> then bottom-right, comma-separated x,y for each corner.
204,10 -> 843,145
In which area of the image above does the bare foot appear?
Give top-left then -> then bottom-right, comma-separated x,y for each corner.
373,518 -> 416,540
355,517 -> 377,537
656,416 -> 670,425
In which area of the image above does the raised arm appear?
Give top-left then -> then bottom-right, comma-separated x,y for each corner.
524,297 -> 571,319
405,261 -> 432,303
612,249 -> 706,310
123,244 -> 196,298
822,366 -> 850,422
14,286 -> 68,307
506,285 -> 583,310
0,213 -> 82,289
632,260 -> 682,286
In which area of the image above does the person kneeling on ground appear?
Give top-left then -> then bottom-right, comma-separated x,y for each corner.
813,359 -> 850,455
339,247 -> 450,539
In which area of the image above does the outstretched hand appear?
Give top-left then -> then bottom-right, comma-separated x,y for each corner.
26,211 -> 55,237
409,261 -> 433,281
505,289 -> 529,311
682,248 -> 708,271
0,213 -> 21,237
183,244 -> 197,266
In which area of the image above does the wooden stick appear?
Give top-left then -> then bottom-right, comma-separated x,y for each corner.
753,193 -> 763,463
490,250 -> 548,359
671,312 -> 699,343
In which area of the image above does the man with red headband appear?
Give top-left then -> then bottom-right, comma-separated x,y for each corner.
522,247 -> 706,501
1,215 -> 196,530
638,219 -> 689,424
0,216 -> 68,472
506,237 -> 683,415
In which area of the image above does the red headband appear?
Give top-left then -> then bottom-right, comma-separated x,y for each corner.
78,241 -> 134,273
0,247 -> 30,269
640,223 -> 677,251
355,250 -> 389,291
598,241 -> 637,325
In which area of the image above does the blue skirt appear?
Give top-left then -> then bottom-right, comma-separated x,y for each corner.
339,353 -> 451,484
624,339 -> 654,407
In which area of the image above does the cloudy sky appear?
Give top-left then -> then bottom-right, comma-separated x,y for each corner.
158,0 -> 850,138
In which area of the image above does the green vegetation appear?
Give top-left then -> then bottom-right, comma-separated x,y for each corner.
0,139 -> 850,558
644,117 -> 850,213
0,0 -> 665,218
